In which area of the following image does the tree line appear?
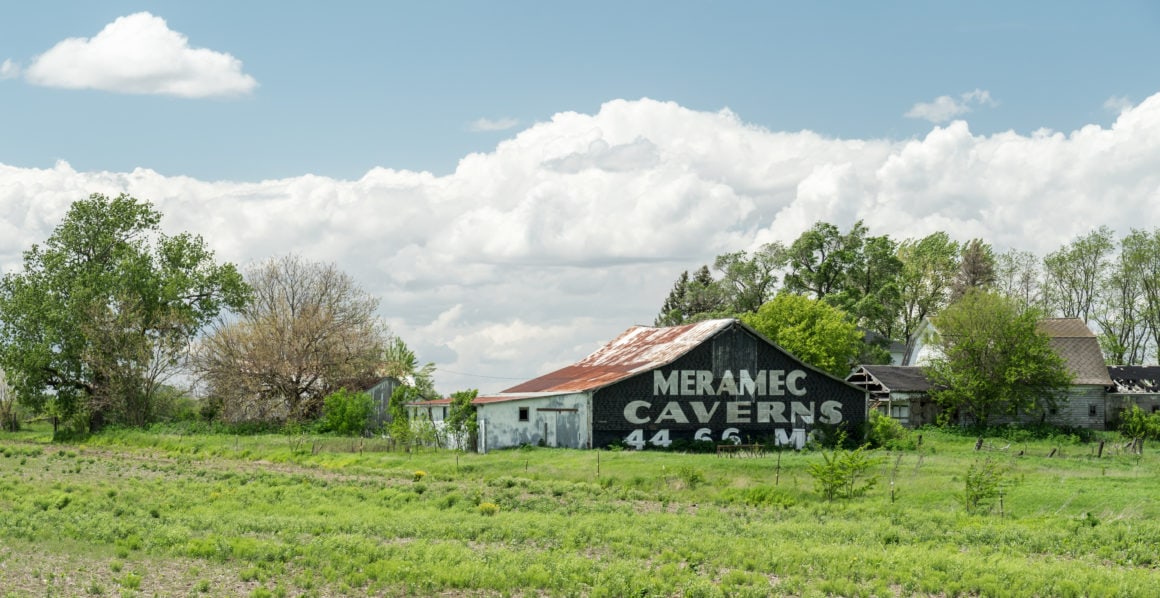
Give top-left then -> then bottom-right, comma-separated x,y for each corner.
657,221 -> 1160,367
0,194 -> 456,436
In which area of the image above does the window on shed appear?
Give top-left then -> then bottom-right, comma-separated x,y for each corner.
518,407 -> 529,422
1089,404 -> 1098,417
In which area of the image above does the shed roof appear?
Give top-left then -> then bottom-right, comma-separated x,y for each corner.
854,365 -> 932,393
1108,365 -> 1160,393
1037,318 -> 1113,386
474,319 -> 736,404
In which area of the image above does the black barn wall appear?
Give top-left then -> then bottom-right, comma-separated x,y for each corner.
591,323 -> 867,448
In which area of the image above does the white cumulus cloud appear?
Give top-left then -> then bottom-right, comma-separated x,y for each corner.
469,117 -> 520,132
2,94 -> 1160,393
24,12 -> 257,98
0,59 -> 19,79
905,88 -> 997,123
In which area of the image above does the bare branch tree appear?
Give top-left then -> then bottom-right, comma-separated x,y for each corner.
194,255 -> 390,423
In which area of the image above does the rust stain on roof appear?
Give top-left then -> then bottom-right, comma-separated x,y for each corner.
488,319 -> 736,397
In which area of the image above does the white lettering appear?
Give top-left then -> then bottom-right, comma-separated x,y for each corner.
787,370 -> 807,396
790,401 -> 814,424
726,401 -> 752,423
680,370 -> 696,396
655,401 -> 689,424
696,371 -> 714,396
820,400 -> 843,424
624,400 -> 651,424
654,371 -> 678,395
717,370 -> 739,395
768,370 -> 785,395
689,401 -> 719,423
739,370 -> 760,396
756,402 -> 788,424
775,428 -> 806,449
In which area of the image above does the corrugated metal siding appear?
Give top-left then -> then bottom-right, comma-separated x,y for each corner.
476,392 -> 590,452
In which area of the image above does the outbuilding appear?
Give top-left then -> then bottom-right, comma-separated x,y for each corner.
472,318 -> 868,452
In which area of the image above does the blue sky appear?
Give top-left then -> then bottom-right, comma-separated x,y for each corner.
3,2 -> 1160,392
3,1 -> 1157,180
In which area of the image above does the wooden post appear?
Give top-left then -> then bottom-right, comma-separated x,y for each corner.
974,437 -> 984,451
1048,448 -> 1057,458
596,451 -> 600,478
775,450 -> 782,486
1097,440 -> 1105,458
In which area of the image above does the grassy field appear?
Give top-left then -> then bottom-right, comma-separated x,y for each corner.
1,425 -> 1159,597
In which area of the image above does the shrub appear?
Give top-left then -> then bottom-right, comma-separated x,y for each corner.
962,457 -> 1005,515
412,470 -> 427,482
808,445 -> 881,501
478,502 -> 499,516
319,388 -> 374,436
675,465 -> 706,489
867,411 -> 915,450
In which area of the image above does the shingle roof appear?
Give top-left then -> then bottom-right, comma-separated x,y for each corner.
856,365 -> 932,393
1108,365 -> 1160,393
1037,318 -> 1113,386
473,319 -> 737,404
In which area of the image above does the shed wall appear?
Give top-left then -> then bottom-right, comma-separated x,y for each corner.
476,393 -> 589,453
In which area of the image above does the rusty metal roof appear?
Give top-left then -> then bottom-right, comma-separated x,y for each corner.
473,319 -> 736,403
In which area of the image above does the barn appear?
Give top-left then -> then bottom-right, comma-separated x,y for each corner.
471,318 -> 868,452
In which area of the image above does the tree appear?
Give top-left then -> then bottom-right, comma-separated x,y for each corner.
741,294 -> 864,377
0,193 -> 247,431
713,243 -> 787,314
832,234 -> 904,340
381,337 -> 437,400
654,265 -> 730,326
1094,232 -> 1148,364
1043,227 -> 1114,321
925,291 -> 1072,426
1124,228 -> 1160,363
950,239 -> 996,302
895,232 -> 960,355
995,249 -> 1043,311
194,255 -> 390,423
0,369 -> 17,432
446,388 -> 479,450
783,221 -> 867,300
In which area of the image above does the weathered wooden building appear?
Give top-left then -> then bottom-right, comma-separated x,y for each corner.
849,318 -> 1115,430
845,365 -> 939,427
1106,366 -> 1160,425
471,318 -> 868,452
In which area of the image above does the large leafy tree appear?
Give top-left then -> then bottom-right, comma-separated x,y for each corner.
741,294 -> 864,377
1043,226 -> 1114,321
194,255 -> 391,423
0,193 -> 247,431
895,232 -> 960,355
926,291 -> 1072,426
782,221 -> 868,300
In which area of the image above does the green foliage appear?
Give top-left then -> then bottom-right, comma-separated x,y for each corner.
807,444 -> 881,500
0,193 -> 247,430
742,294 -> 863,377
477,501 -> 499,516
446,389 -> 478,450
962,457 -> 1005,515
1119,404 -> 1160,441
927,291 -> 1072,426
867,410 -> 914,450
319,388 -> 374,436
674,465 -> 705,489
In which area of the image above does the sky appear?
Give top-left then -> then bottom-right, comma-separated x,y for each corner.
2,2 -> 1160,394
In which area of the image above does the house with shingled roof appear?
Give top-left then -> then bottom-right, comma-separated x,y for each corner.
848,317 -> 1115,429
471,318 -> 868,452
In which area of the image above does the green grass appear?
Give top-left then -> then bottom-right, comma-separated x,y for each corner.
1,423 -> 1159,596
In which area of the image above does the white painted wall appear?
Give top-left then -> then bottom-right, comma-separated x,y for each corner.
476,392 -> 590,453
